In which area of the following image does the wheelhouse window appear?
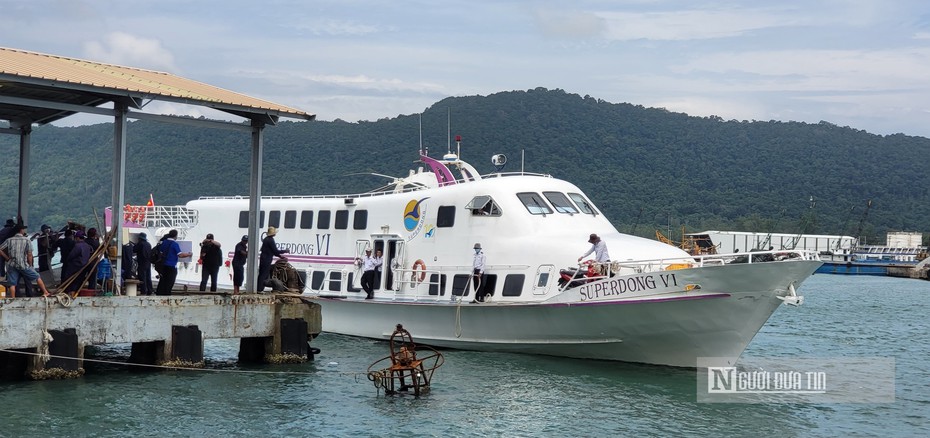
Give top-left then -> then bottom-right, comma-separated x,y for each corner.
516,192 -> 553,215
466,195 -> 502,216
238,211 -> 249,228
568,193 -> 598,215
543,192 -> 578,214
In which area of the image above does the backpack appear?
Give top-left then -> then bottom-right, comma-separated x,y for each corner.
150,241 -> 165,268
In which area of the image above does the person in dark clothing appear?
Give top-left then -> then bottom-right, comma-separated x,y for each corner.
198,233 -> 223,292
121,240 -> 136,280
33,224 -> 60,272
155,229 -> 192,296
134,232 -> 153,295
85,228 -> 100,289
257,227 -> 288,293
0,218 -> 15,277
232,235 -> 248,294
57,229 -> 75,283
62,230 -> 92,294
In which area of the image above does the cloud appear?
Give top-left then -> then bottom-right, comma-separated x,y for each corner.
82,32 -> 178,72
595,8 -> 794,41
532,7 -> 607,38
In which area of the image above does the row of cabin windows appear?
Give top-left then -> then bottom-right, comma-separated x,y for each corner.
237,191 -> 594,231
238,209 -> 368,230
310,271 -> 527,297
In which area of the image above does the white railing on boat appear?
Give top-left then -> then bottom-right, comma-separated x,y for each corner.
127,205 -> 199,230
557,249 -> 820,292
305,250 -> 820,302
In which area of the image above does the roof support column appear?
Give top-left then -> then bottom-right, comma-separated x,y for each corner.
245,119 -> 264,293
16,124 -> 31,225
111,103 -> 128,290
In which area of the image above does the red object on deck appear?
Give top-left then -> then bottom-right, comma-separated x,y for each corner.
78,289 -> 96,297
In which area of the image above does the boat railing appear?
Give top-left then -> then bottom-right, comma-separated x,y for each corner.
559,250 -> 821,292
134,205 -> 199,230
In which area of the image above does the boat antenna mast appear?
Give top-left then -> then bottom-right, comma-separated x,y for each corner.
853,199 -> 873,247
418,113 -> 424,156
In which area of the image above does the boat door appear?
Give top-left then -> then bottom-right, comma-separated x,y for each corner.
369,237 -> 405,291
385,239 -> 405,290
353,239 -> 371,288
533,264 -> 556,295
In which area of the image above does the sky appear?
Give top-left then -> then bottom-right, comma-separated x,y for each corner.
3,0 -> 930,137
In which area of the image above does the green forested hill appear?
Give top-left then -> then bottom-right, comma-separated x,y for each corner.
2,88 -> 928,245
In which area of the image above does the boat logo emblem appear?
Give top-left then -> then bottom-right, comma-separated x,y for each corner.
403,198 -> 429,232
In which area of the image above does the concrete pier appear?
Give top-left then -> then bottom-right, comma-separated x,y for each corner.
0,294 -> 321,379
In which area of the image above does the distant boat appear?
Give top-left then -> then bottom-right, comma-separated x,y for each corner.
816,244 -> 928,275
107,142 -> 822,367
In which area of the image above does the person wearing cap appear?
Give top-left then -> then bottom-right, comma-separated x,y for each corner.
578,233 -> 610,275
232,235 -> 248,294
32,224 -> 60,273
471,243 -> 489,303
199,233 -> 223,292
257,226 -> 288,293
0,224 -> 51,297
134,232 -> 154,295
155,229 -> 194,296
62,230 -> 93,294
359,247 -> 382,299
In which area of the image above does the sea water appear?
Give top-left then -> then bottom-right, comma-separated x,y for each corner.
0,274 -> 928,437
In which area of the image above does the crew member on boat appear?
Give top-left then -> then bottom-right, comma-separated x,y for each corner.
578,233 -> 610,275
471,243 -> 488,303
360,248 -> 382,299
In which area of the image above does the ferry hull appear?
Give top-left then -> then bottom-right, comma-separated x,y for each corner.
310,260 -> 821,367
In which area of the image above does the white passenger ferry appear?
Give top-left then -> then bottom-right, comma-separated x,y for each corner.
112,142 -> 821,367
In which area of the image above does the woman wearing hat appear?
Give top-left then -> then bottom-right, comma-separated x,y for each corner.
257,227 -> 288,293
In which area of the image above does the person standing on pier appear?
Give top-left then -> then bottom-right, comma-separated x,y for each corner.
85,228 -> 101,289
155,229 -> 193,296
257,227 -> 287,293
198,233 -> 222,292
232,235 -> 248,294
62,231 -> 93,294
0,224 -> 51,297
0,218 -> 15,277
134,232 -> 153,295
33,224 -> 59,272
57,229 -> 75,283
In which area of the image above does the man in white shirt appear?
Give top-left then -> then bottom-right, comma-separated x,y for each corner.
471,243 -> 488,303
578,233 -> 610,275
360,248 -> 382,299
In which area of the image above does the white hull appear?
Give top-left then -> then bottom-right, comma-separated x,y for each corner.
310,260 -> 820,367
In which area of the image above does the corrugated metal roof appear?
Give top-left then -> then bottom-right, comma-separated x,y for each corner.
0,46 -> 314,124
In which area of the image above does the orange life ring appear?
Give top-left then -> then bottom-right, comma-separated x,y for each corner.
123,204 -> 132,221
412,259 -> 427,283
135,206 -> 146,224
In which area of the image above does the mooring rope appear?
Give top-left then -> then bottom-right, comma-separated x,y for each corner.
0,348 -> 369,377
